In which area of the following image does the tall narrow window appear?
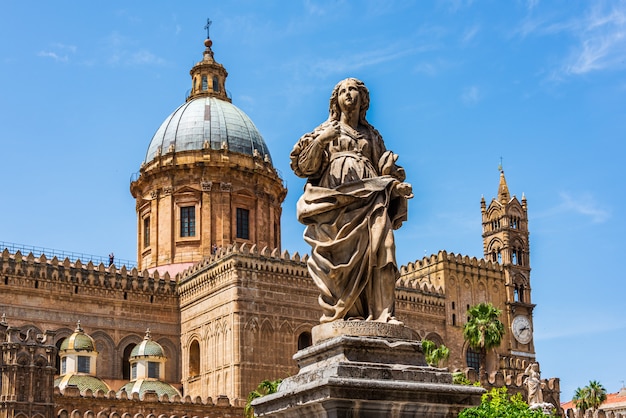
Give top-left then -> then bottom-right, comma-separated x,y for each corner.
148,361 -> 160,378
212,76 -> 219,92
236,208 -> 249,240
77,356 -> 90,373
202,76 -> 208,91
466,347 -> 480,371
131,362 -> 137,380
189,340 -> 200,377
122,344 -> 136,380
181,206 -> 196,237
143,217 -> 150,248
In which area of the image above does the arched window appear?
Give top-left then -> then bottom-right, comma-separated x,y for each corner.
202,76 -> 208,91
297,332 -> 312,350
55,339 -> 64,374
122,343 -> 136,380
189,340 -> 200,377
514,286 -> 519,302
212,76 -> 219,92
466,347 -> 481,371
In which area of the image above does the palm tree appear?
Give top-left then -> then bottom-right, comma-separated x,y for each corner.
245,379 -> 282,418
421,339 -> 450,368
573,380 -> 607,412
462,302 -> 505,381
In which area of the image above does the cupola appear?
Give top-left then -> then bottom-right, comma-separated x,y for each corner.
130,25 -> 286,274
54,321 -> 110,393
117,329 -> 181,398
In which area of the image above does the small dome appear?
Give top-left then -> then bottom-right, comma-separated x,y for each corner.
144,97 -> 272,164
59,321 -> 95,352
54,374 -> 110,393
130,329 -> 165,358
118,379 -> 180,398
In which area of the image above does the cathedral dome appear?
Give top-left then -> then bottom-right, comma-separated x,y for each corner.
144,96 -> 272,165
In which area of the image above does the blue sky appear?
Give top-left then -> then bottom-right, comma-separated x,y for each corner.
2,0 -> 625,403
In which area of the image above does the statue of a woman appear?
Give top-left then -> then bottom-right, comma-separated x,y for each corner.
524,363 -> 544,405
290,78 -> 413,324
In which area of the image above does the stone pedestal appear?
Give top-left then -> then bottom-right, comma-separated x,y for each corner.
252,322 -> 484,417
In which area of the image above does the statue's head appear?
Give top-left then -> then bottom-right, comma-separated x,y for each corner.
329,78 -> 370,123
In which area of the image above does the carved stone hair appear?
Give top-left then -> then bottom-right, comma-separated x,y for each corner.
328,78 -> 370,125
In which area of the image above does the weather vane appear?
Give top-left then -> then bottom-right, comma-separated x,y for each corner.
205,18 -> 212,39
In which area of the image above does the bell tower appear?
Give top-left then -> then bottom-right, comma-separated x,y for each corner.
481,168 -> 536,364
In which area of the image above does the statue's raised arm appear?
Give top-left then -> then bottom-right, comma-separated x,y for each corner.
290,78 -> 413,324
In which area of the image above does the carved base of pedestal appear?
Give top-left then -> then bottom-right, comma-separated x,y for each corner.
252,330 -> 484,418
311,320 -> 417,344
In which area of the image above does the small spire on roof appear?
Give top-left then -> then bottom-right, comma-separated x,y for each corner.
497,163 -> 510,203
0,313 -> 7,326
144,328 -> 152,340
75,320 -> 83,333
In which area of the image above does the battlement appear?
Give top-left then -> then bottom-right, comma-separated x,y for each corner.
1,248 -> 176,298
401,250 -> 503,275
54,386 -> 242,417
563,410 -> 625,418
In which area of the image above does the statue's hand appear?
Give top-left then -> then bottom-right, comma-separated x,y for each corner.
317,121 -> 340,146
395,182 -> 413,199
379,151 -> 398,175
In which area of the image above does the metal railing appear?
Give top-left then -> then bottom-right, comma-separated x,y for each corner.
0,241 -> 136,269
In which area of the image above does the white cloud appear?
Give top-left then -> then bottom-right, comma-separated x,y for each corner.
461,24 -> 480,44
104,31 -> 166,67
38,51 -> 68,62
38,43 -> 77,63
557,191 -> 611,223
537,191 -> 611,223
307,42 -> 435,78
526,0 -> 540,12
515,1 -> 626,75
461,85 -> 482,105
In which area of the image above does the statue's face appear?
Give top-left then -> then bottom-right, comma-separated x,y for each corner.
337,79 -> 361,115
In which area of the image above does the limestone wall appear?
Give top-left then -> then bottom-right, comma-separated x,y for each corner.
55,387 -> 243,418
0,249 -> 181,384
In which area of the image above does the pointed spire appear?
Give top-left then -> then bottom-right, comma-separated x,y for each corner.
498,168 -> 510,203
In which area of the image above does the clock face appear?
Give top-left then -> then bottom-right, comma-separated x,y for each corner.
512,315 -> 532,344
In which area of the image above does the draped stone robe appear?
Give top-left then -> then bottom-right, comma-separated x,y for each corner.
290,120 -> 408,323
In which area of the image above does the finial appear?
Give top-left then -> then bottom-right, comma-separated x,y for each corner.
498,156 -> 503,172
0,313 -> 7,326
75,320 -> 83,333
144,328 -> 152,340
204,18 -> 212,39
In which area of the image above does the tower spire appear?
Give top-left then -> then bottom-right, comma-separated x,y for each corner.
497,163 -> 510,203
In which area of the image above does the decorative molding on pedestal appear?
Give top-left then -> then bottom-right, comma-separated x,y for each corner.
252,329 -> 484,418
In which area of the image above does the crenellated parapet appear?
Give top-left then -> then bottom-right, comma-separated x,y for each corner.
1,248 -> 177,300
563,409 -> 626,418
178,242 -> 311,306
55,386 -> 243,417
